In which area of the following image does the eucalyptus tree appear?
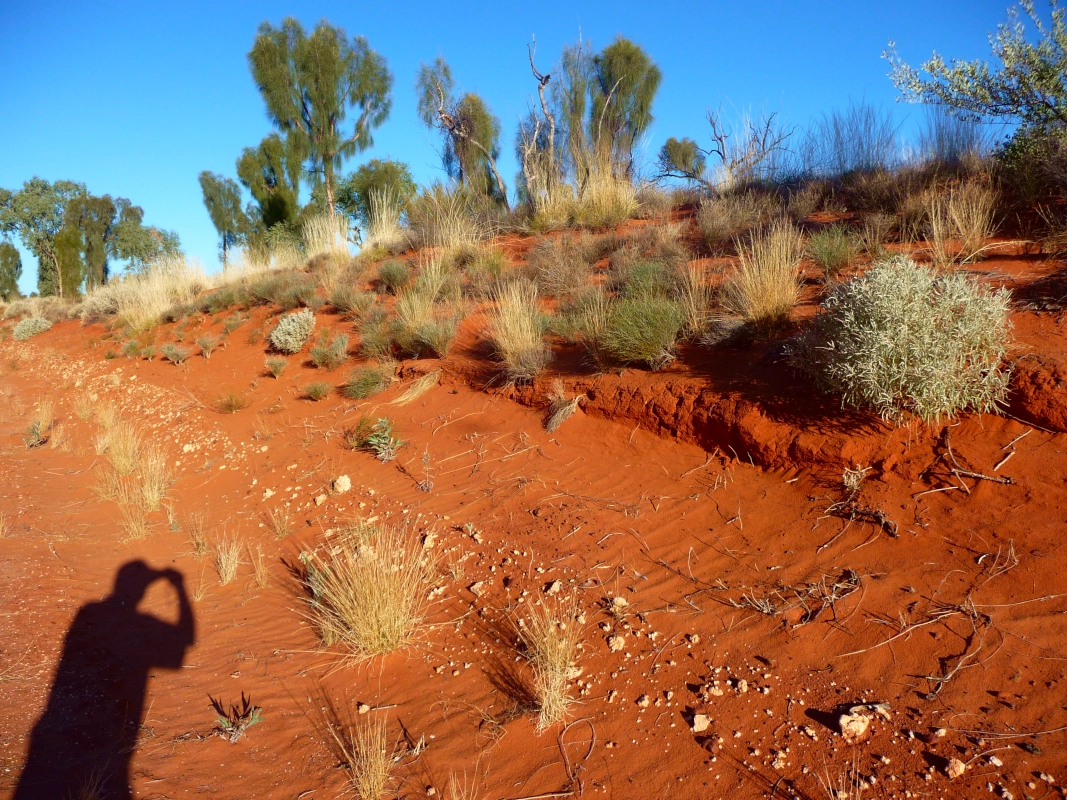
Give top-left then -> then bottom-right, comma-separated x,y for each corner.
109,199 -> 181,274
236,132 -> 307,232
248,18 -> 393,218
335,158 -> 416,231
64,193 -> 117,288
0,178 -> 84,297
591,37 -> 662,175
198,172 -> 248,266
416,56 -> 508,206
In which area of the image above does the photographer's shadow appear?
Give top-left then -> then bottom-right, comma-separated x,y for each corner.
15,560 -> 195,800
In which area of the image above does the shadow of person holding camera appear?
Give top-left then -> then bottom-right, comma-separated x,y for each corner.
14,560 -> 195,800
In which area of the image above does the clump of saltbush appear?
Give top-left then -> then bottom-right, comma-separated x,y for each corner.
270,308 -> 316,354
13,318 -> 53,341
790,255 -> 1013,423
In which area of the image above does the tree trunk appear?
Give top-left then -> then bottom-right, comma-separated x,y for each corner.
466,138 -> 510,212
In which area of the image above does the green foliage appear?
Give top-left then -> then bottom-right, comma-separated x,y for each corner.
360,306 -> 394,358
336,158 -> 417,229
109,198 -> 182,274
303,381 -> 333,401
236,133 -> 306,233
362,417 -> 402,461
377,259 -> 410,293
791,256 -> 1013,423
591,37 -> 662,172
806,224 -> 857,279
310,331 -> 349,370
122,339 -> 141,358
0,177 -> 84,297
603,296 -> 684,369
0,241 -> 21,301
265,356 -> 287,378
13,317 -> 52,341
160,343 -> 190,365
64,193 -> 117,289
197,334 -> 220,359
198,172 -> 248,265
329,286 -> 374,318
343,364 -> 392,399
270,308 -> 316,354
249,18 -> 393,213
888,1 -> 1067,128
656,137 -> 708,187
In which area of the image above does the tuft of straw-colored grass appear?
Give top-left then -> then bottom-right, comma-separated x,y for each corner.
264,507 -> 291,538
248,543 -> 270,589
950,181 -> 999,263
115,477 -> 151,541
215,535 -> 243,585
545,381 -> 585,433
97,413 -> 142,476
517,594 -> 582,730
303,214 -> 350,261
74,393 -> 94,421
138,444 -> 170,512
364,187 -> 406,252
327,715 -> 395,800
677,264 -> 714,339
392,370 -> 440,405
722,219 -> 804,331
188,511 -> 208,558
302,521 -> 435,658
489,280 -> 550,382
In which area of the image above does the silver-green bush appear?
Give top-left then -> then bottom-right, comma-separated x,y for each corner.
791,255 -> 1012,422
270,308 -> 316,354
13,317 -> 53,341
602,296 -> 685,370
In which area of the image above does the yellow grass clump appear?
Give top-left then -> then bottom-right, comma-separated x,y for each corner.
517,594 -> 582,730
488,280 -> 550,382
722,219 -> 804,331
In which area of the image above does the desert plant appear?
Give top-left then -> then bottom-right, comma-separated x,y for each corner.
223,313 -> 245,334
545,380 -> 585,433
304,381 -> 333,401
264,507 -> 291,538
138,444 -> 170,512
488,280 -> 550,382
553,287 -> 611,368
100,418 -> 142,476
310,331 -> 350,370
791,255 -> 1012,422
722,220 -> 805,331
248,543 -> 270,589
950,181 -> 999,262
343,363 -> 393,399
326,715 -> 395,800
215,535 -> 243,585
188,512 -> 208,557
13,317 -> 53,341
214,391 -> 250,414
212,693 -> 263,743
270,308 -> 316,354
602,296 -> 685,369
807,224 -> 856,280
696,191 -> 781,252
303,214 -> 350,261
265,356 -> 288,378
160,343 -> 190,365
329,286 -> 374,319
363,417 -> 401,461
302,520 -> 435,657
196,334 -> 220,359
527,236 -> 592,297
676,264 -> 714,339
121,339 -> 141,358
517,595 -> 582,730
392,290 -> 462,358
404,183 -> 488,250
377,260 -> 410,293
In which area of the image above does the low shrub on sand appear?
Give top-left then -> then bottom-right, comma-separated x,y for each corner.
488,280 -> 550,382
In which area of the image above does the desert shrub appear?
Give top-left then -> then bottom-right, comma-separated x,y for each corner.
807,224 -> 856,279
857,212 -> 896,258
304,381 -> 333,401
270,308 -> 316,354
602,296 -> 685,369
791,255 -> 1012,422
303,214 -> 349,261
214,391 -> 250,414
377,260 -> 410,294
404,183 -> 487,250
343,363 -> 393,399
722,220 -> 804,331
310,331 -> 350,371
635,182 -> 676,219
265,356 -> 287,378
697,191 -> 781,252
570,173 -> 639,229
526,236 -> 592,297
364,418 -> 401,461
79,255 -> 207,330
553,287 -> 611,368
121,339 -> 140,358
202,286 -> 238,314
489,280 -> 550,382
676,264 -> 714,339
329,286 -> 374,319
787,181 -> 834,221
196,334 -> 220,359
610,224 -> 689,276
302,520 -> 433,658
13,318 -> 52,341
359,306 -> 394,359
223,313 -> 245,334
462,246 -> 507,298
160,343 -> 190,365
392,284 -> 463,359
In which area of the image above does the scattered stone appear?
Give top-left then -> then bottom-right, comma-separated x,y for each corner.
1040,773 -> 1055,784
263,488 -> 275,499
607,634 -> 625,653
546,580 -> 563,595
358,703 -> 370,714
988,755 -> 1003,767
735,679 -> 748,694
945,758 -> 966,780
333,474 -> 351,493
636,695 -> 650,709
690,714 -> 711,733
802,725 -> 819,742
315,494 -> 327,506
838,711 -> 870,743
422,531 -> 437,550
469,581 -> 487,597
687,633 -> 700,645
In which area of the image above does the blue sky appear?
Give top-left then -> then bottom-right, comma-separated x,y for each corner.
0,0 -> 1014,294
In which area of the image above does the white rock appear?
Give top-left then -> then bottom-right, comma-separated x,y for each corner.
838,711 -> 870,743
945,758 -> 966,780
263,488 -> 275,499
315,494 -> 327,506
333,474 -> 351,493
607,634 -> 625,653
691,714 -> 711,733
546,580 -> 562,595
636,695 -> 650,709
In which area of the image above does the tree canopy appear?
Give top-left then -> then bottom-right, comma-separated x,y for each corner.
199,171 -> 248,265
591,36 -> 662,172
888,1 -> 1067,128
249,18 -> 392,217
0,241 -> 21,301
335,158 -> 416,231
0,178 -> 84,297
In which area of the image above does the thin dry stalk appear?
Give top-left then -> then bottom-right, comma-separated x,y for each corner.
101,419 -> 142,476
264,507 -> 291,538
678,264 -> 714,339
517,594 -> 582,730
215,535 -> 243,585
327,715 -> 395,800
187,511 -> 208,558
139,444 -> 170,512
115,477 -> 151,541
0,512 -> 7,538
48,423 -> 70,451
545,381 -> 585,433
447,770 -> 485,800
950,181 -> 999,262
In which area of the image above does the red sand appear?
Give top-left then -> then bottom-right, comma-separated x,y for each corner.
2,243 -> 1067,800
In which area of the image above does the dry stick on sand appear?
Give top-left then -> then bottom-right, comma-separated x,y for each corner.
544,380 -> 585,433
391,370 -> 440,405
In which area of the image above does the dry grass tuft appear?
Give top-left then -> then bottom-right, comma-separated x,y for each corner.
188,512 -> 208,557
248,543 -> 270,589
722,220 -> 804,331
517,594 -> 582,730
138,444 -> 170,512
545,381 -> 585,433
488,280 -> 550,382
303,214 -> 350,261
0,512 -> 8,538
302,521 -> 435,658
215,535 -> 243,585
392,370 -> 440,405
264,507 -> 291,538
327,715 -> 395,800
